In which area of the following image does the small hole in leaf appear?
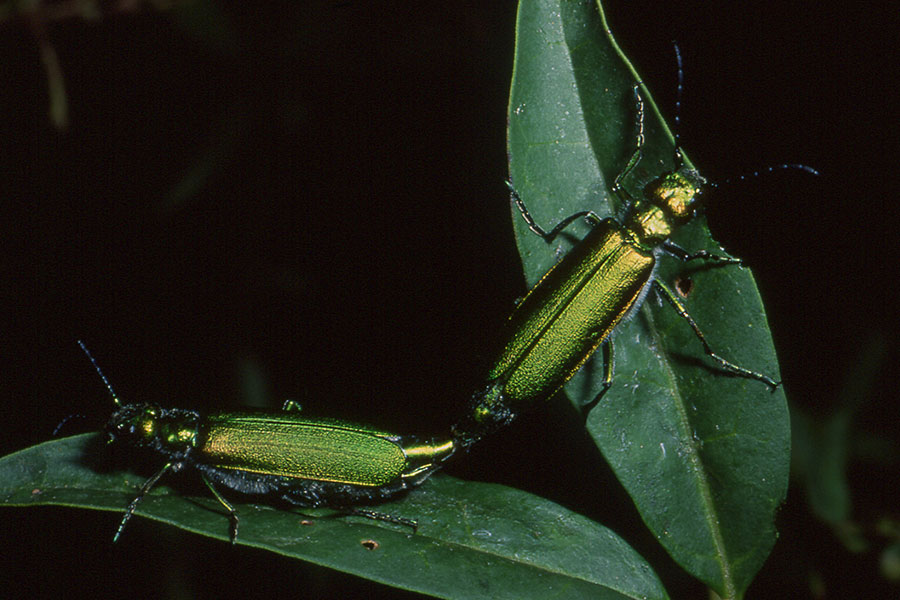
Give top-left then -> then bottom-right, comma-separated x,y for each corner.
675,275 -> 694,298
361,539 -> 379,550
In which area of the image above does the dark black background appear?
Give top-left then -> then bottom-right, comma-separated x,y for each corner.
3,1 -> 897,598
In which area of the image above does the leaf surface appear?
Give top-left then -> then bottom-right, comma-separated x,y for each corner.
506,2 -> 791,596
1,434 -> 668,600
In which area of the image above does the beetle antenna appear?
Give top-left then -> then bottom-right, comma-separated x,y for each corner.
77,340 -> 122,407
667,42 -> 820,186
710,164 -> 821,188
52,413 -> 89,436
673,40 -> 684,156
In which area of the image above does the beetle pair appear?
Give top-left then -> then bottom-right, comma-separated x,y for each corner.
87,54 -> 812,543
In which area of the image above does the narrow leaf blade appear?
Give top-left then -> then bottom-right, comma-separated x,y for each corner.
507,1 -> 790,596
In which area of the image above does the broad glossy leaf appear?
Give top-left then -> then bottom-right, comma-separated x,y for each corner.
506,1 -> 790,596
1,435 -> 668,600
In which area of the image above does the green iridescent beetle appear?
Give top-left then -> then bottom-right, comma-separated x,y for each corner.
81,343 -> 456,542
453,77 -> 815,448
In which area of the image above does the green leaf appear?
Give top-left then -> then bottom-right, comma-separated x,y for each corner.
1,435 -> 669,600
507,1 -> 790,597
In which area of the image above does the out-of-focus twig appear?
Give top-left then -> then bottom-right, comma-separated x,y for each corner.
7,0 -> 184,130
28,14 -> 68,129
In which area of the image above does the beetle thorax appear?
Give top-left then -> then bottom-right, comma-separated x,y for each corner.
627,168 -> 704,245
625,202 -> 674,246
